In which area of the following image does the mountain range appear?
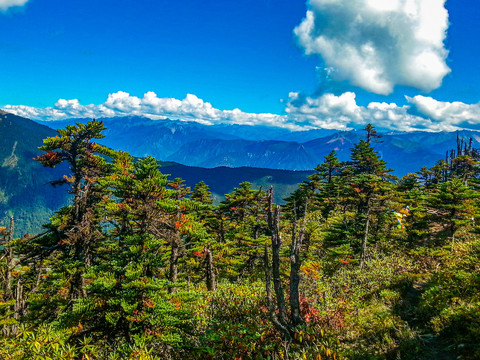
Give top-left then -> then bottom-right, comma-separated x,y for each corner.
39,116 -> 480,175
1,112 -> 312,235
4,111 -> 480,235
0,110 -> 69,236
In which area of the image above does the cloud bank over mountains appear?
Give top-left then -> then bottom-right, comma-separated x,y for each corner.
294,0 -> 450,95
1,0 -> 474,133
3,91 -> 480,133
286,93 -> 480,132
3,92 -> 292,129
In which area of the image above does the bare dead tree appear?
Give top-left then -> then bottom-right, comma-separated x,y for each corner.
264,187 -> 310,339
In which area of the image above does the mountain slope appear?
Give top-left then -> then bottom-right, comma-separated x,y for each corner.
158,161 -> 312,203
38,117 -> 339,169
0,111 -> 69,236
166,138 -> 314,170
38,116 -> 480,175
3,113 -> 313,234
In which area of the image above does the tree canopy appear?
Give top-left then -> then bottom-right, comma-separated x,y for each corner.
1,122 -> 479,359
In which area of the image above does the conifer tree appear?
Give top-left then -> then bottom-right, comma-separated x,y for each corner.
426,178 -> 479,246
348,125 -> 395,267
215,182 -> 269,280
307,150 -> 342,218
321,124 -> 395,268
396,173 -> 429,246
59,154 -> 204,344
32,120 -> 111,303
189,181 -> 217,290
451,155 -> 479,185
191,181 -> 214,205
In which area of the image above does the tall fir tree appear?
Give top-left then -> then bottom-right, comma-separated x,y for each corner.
30,120 -> 112,315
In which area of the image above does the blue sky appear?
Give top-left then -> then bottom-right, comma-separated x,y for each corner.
1,0 -> 480,132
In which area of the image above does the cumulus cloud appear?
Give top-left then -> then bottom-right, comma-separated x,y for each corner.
285,92 -> 438,131
294,0 -> 450,94
284,92 -> 480,132
407,96 -> 480,128
2,91 -> 298,129
4,91 -> 480,133
0,0 -> 29,11
285,92 -> 363,130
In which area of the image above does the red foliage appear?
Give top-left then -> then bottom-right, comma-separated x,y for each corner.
299,296 -> 320,324
35,151 -> 63,167
193,251 -> 205,258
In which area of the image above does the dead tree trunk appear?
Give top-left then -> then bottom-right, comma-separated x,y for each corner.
289,198 -> 309,327
265,189 -> 291,339
12,277 -> 23,335
267,188 -> 288,326
265,187 -> 310,339
360,204 -> 371,269
272,204 -> 289,327
5,216 -> 14,300
205,247 -> 216,291
2,217 -> 21,336
264,242 -> 291,339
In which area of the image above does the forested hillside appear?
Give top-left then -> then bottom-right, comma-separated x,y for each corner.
1,112 -> 312,236
0,111 -> 69,235
1,121 -> 479,359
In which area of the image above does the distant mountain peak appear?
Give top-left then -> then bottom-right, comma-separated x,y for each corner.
34,115 -> 480,176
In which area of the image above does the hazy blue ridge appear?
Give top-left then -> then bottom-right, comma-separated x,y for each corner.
3,113 -> 313,235
39,116 -> 480,175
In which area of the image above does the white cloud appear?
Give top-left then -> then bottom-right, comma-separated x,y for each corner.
285,92 -> 480,132
285,92 -> 438,131
4,91 -> 480,133
2,91 -> 300,129
0,0 -> 28,11
294,0 -> 450,94
285,92 -> 363,130
407,95 -> 480,128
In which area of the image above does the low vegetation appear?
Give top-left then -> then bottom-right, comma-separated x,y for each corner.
1,121 -> 479,359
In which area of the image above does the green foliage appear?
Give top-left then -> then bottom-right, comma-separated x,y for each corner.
210,182 -> 270,281
0,325 -> 97,360
193,282 -> 337,360
2,121 -> 480,359
419,239 -> 480,359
